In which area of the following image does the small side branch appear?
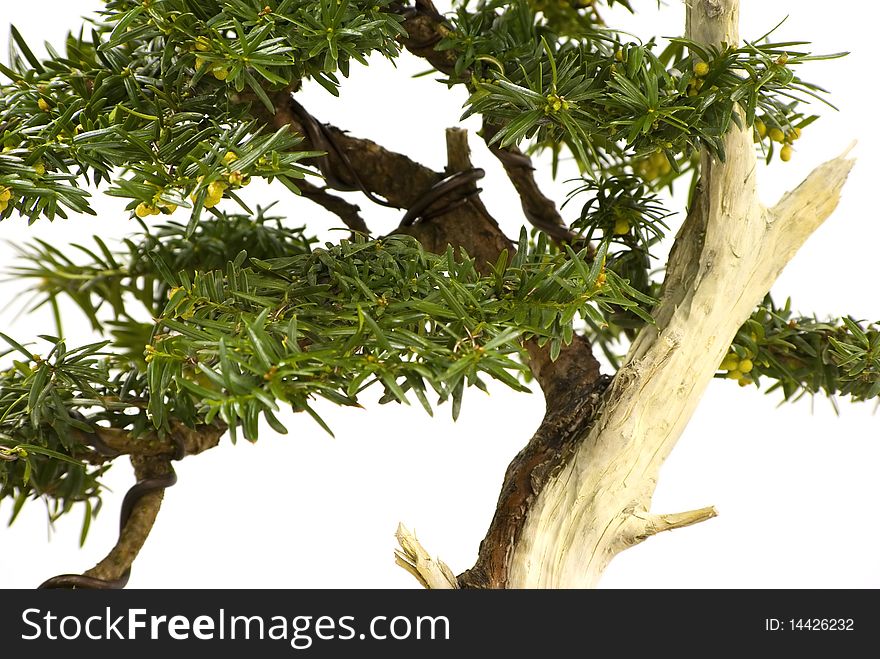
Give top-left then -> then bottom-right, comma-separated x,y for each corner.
768,144 -> 856,261
482,123 -> 578,243
39,422 -> 223,588
394,524 -> 458,589
297,179 -> 370,235
634,506 -> 719,541
267,93 -> 442,210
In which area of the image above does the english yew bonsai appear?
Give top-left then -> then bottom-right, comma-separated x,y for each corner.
0,0 -> 869,588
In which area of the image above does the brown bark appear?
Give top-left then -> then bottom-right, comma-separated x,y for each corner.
255,93 -> 609,587
77,420 -> 225,463
82,455 -> 172,583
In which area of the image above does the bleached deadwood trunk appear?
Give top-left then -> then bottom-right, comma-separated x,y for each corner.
396,0 -> 854,588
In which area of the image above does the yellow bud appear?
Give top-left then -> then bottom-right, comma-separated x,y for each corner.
0,187 -> 11,203
738,377 -> 751,387
720,354 -> 739,371
693,61 -> 710,77
738,359 -> 754,373
779,144 -> 793,162
135,202 -> 153,218
195,36 -> 210,52
768,127 -> 785,143
726,369 -> 743,380
211,66 -> 229,81
38,98 -> 50,112
612,218 -> 631,236
227,170 -> 244,186
614,49 -> 624,62
203,180 -> 226,208
34,162 -> 45,176
755,119 -> 767,138
790,127 -> 802,140
222,151 -> 238,165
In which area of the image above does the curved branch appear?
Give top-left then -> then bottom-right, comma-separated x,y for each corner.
501,0 -> 856,588
82,456 -> 174,583
76,421 -> 226,463
39,456 -> 175,588
297,179 -> 370,235
481,122 -> 579,244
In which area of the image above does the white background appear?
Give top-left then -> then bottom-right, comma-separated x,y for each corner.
0,1 -> 877,589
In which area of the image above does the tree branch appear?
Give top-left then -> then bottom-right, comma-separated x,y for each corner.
394,524 -> 458,589
498,0 -> 856,588
82,455 -> 173,583
768,141 -> 857,262
481,122 -> 579,243
395,1 -> 458,77
394,127 -> 513,272
77,421 -> 226,463
457,371 -> 610,589
40,422 -> 225,588
394,130 -> 609,589
253,93 -> 613,589
296,179 -> 370,235
633,505 -> 719,540
39,455 -> 176,588
263,91 -> 442,210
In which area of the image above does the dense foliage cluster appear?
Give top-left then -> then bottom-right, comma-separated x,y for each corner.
0,1 -> 874,537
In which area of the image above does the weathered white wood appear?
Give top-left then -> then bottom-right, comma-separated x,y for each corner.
503,0 -> 854,588
397,0 -> 854,589
394,524 -> 458,589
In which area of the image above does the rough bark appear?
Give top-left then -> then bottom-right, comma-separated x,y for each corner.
502,0 -> 854,588
398,0 -> 854,589
40,423 -> 224,587
82,456 -> 172,583
252,93 -> 612,587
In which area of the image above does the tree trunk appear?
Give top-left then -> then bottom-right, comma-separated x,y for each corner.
397,0 -> 854,589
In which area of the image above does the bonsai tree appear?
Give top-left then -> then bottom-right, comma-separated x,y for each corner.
0,0 -> 872,588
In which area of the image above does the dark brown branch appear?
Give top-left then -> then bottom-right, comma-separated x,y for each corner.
482,122 -> 580,244
297,179 -> 370,235
261,90 -> 443,210
77,420 -> 226,464
256,92 -> 610,588
458,371 -> 610,589
395,128 -> 513,273
39,455 -> 176,588
40,422 -> 225,588
396,1 -> 459,77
